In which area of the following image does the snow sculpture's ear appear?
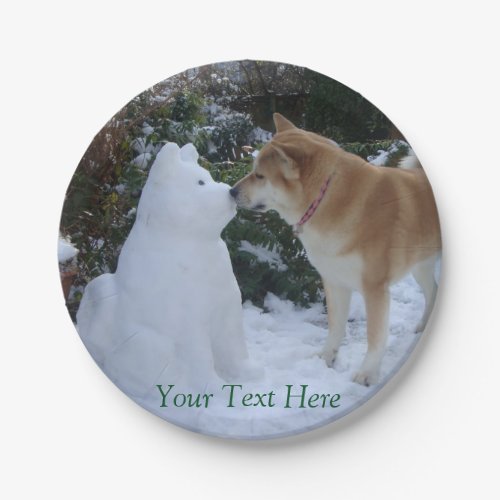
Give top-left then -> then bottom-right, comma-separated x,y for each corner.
148,142 -> 181,184
180,143 -> 199,162
157,142 -> 181,165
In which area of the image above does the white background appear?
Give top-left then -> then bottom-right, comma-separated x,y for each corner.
2,1 -> 499,498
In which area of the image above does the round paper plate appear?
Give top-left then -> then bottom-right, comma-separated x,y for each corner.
59,60 -> 441,439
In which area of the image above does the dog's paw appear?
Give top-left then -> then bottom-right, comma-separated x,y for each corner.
319,347 -> 338,367
352,369 -> 379,387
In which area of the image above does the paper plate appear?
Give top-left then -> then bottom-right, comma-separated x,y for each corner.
59,60 -> 441,439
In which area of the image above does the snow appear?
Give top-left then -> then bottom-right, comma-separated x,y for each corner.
248,126 -> 272,144
368,141 -> 405,166
131,152 -> 152,168
239,240 -> 288,271
131,137 -> 155,155
368,149 -> 390,166
141,122 -> 154,136
58,236 -> 78,263
75,142 -> 435,440
114,184 -> 126,195
134,268 -> 432,439
203,103 -> 219,116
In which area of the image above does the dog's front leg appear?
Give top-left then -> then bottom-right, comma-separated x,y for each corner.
353,285 -> 390,386
320,281 -> 351,366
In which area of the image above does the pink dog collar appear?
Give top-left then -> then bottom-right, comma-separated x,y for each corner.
293,175 -> 332,235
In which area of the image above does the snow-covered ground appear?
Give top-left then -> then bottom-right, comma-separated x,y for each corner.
135,269 -> 434,439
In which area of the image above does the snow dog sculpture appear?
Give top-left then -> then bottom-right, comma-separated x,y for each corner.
77,142 -> 254,397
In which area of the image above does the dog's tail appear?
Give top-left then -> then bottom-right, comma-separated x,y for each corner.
398,150 -> 422,170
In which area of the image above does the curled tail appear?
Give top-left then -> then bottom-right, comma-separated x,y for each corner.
398,150 -> 422,169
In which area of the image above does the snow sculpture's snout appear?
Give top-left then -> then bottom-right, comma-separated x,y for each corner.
138,142 -> 238,238
204,180 -> 237,230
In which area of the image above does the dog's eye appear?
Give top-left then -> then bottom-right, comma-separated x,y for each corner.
255,173 -> 264,180
198,180 -> 205,186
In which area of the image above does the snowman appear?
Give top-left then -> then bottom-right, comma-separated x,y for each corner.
77,142 -> 257,398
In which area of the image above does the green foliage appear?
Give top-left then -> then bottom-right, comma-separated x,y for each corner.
223,210 -> 323,307
206,158 -> 322,307
304,68 -> 391,142
168,91 -> 205,123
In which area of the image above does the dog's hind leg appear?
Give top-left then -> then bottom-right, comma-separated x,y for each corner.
320,281 -> 351,367
353,285 -> 390,386
412,254 -> 438,332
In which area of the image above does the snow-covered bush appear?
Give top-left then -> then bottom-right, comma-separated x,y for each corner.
205,107 -> 254,161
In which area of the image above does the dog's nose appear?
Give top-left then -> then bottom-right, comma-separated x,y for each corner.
229,187 -> 239,198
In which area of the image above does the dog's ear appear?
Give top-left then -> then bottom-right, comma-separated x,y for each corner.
273,113 -> 296,133
269,142 -> 301,180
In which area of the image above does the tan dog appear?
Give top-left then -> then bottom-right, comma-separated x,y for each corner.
230,113 -> 441,385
